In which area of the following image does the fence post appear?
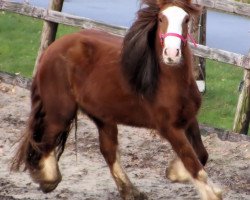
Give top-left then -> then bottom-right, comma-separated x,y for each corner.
191,9 -> 207,93
33,0 -> 64,76
198,10 -> 207,93
233,51 -> 250,135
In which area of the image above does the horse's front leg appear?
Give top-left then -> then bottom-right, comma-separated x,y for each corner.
160,126 -> 222,200
167,119 -> 209,183
185,119 -> 208,166
97,123 -> 147,200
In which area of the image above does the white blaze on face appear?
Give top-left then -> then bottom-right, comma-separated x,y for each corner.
162,6 -> 188,49
160,6 -> 188,64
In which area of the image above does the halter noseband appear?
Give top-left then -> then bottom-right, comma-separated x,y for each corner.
159,32 -> 197,47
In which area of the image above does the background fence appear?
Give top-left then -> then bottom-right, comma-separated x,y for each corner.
0,0 -> 249,134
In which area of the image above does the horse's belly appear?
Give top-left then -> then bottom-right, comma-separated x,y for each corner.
79,91 -> 153,128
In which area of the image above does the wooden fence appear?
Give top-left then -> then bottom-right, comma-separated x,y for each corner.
0,0 -> 250,134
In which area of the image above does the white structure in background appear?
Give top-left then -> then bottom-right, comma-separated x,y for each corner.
196,80 -> 206,93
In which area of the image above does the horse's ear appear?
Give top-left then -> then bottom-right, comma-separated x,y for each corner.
156,0 -> 164,8
183,0 -> 192,3
190,4 -> 203,16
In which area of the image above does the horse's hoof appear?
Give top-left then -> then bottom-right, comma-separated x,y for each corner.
166,158 -> 191,183
39,178 -> 61,193
214,189 -> 223,200
132,191 -> 148,200
124,192 -> 148,200
122,187 -> 148,200
201,185 -> 223,200
208,180 -> 223,200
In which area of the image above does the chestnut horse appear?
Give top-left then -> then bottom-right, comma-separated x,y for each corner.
12,0 -> 222,199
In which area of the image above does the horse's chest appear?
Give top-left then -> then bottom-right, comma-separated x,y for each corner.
155,88 -> 200,129
174,98 -> 198,128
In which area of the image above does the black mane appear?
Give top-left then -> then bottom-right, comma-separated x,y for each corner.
121,0 -> 160,100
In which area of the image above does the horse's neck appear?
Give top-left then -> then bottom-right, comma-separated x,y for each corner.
160,65 -> 191,84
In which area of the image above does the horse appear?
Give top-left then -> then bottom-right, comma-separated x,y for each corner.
11,0 -> 222,199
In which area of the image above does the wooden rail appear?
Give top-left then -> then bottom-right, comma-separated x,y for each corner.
190,44 -> 250,69
0,0 -> 250,70
193,0 -> 250,18
0,1 -> 127,36
0,71 -> 31,90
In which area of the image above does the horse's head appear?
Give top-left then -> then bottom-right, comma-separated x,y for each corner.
121,0 -> 200,99
156,0 -> 200,65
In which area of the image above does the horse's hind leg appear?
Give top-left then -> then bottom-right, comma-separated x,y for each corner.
95,121 -> 147,200
167,119 -> 209,182
14,82 -> 77,193
30,118 -> 74,193
31,148 -> 61,193
160,126 -> 222,200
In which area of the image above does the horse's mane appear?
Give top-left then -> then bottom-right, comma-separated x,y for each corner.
121,0 -> 160,100
121,0 -> 200,100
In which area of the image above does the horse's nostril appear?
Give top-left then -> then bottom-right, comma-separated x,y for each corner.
176,49 -> 180,56
164,48 -> 168,56
168,57 -> 173,63
165,48 -> 180,58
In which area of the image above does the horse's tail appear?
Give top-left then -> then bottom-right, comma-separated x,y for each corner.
11,77 -> 77,172
11,79 -> 44,171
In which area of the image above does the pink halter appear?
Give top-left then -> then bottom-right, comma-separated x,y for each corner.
159,32 -> 197,47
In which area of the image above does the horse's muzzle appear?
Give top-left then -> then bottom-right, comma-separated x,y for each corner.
162,47 -> 182,65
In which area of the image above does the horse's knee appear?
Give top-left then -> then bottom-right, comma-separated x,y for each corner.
30,151 -> 62,193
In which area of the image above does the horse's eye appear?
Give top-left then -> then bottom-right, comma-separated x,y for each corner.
185,16 -> 190,24
159,18 -> 163,23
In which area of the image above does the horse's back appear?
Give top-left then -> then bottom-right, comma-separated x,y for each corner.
37,29 -> 122,71
34,29 -> 151,127
36,29 -> 123,89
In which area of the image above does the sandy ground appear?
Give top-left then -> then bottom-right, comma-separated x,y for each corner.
0,82 -> 249,200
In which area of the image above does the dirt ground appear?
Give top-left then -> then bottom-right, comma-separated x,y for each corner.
0,82 -> 249,200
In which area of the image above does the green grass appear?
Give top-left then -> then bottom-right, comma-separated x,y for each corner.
198,60 -> 243,131
0,12 -> 41,76
0,12 -> 247,133
235,0 -> 250,3
0,11 -> 79,77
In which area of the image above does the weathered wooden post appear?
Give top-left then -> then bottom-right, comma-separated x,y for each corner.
191,9 -> 207,93
233,51 -> 250,135
197,10 -> 206,93
33,0 -> 64,75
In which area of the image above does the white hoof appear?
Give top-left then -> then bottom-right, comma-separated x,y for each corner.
166,158 -> 191,183
194,170 -> 223,200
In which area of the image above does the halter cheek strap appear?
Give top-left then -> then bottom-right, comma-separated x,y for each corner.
159,32 -> 197,47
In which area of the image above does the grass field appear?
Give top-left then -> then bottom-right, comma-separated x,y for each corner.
236,0 -> 250,3
198,60 -> 243,131
0,12 -> 246,133
0,12 -> 79,77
